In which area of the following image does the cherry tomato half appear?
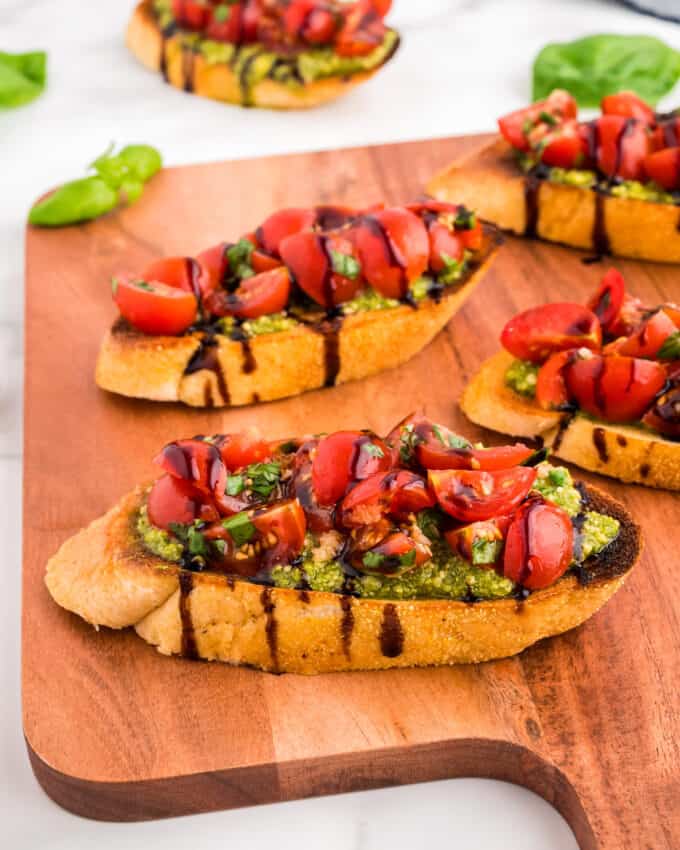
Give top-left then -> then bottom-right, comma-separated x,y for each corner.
256,207 -> 317,257
113,274 -> 198,336
340,470 -> 434,527
312,431 -> 391,506
501,303 -> 602,364
154,438 -> 227,497
642,385 -> 680,438
203,267 -> 290,319
142,256 -> 201,296
498,89 -> 578,151
217,429 -> 272,470
195,243 -> 227,297
356,531 -> 430,577
615,310 -> 678,359
335,0 -> 388,57
593,115 -> 649,181
444,516 -> 512,565
428,467 -> 537,523
538,121 -> 585,169
601,91 -> 655,124
643,147 -> 680,191
566,354 -> 667,422
147,473 -> 219,530
503,497 -> 573,590
352,208 -> 429,299
279,231 -> 361,308
586,268 -> 626,335
535,350 -> 574,410
172,0 -> 211,30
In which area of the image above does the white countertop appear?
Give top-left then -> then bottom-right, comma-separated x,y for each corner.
3,1 -> 679,847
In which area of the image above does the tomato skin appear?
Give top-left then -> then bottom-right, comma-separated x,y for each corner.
601,91 -> 655,124
538,121 -> 585,168
195,243 -> 227,296
643,147 -> 680,191
256,208 -> 318,257
535,350 -> 574,410
503,497 -> 573,591
615,310 -> 678,359
662,304 -> 680,328
460,219 -> 483,250
217,429 -> 272,470
428,467 -> 537,523
593,115 -> 649,181
340,470 -> 434,527
290,439 -> 336,533
428,222 -> 463,272
353,209 -> 429,299
444,516 -> 511,564
154,438 -> 227,497
566,354 -> 667,422
252,499 -> 307,568
587,268 -> 626,334
205,3 -> 244,42
312,431 -> 391,506
279,231 -> 361,308
498,90 -> 578,151
147,474 -> 219,530
172,0 -> 211,30
113,274 -> 198,336
203,267 -> 290,319
142,256 -> 201,296
501,303 -> 602,364
356,531 -> 430,577
336,0 -> 387,57
642,385 -> 680,438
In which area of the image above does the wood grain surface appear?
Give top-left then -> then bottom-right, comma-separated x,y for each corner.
22,135 -> 679,848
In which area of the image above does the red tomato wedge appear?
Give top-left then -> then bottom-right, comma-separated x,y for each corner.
203,267 -> 290,319
352,208 -> 429,299
217,429 -> 272,470
154,439 -> 227,496
358,531 -> 430,576
642,385 -> 680,438
113,274 -> 198,335
601,91 -> 655,124
142,256 -> 201,294
535,350 -> 574,410
593,115 -> 649,181
312,431 -> 391,506
336,0 -> 387,56
172,0 -> 211,30
615,310 -> 678,359
501,303 -> 602,364
503,497 -> 573,590
566,354 -> 667,422
256,207 -> 317,257
587,268 -> 626,334
498,89 -> 578,151
340,470 -> 434,526
147,473 -> 219,530
195,243 -> 227,296
444,516 -> 512,565
643,147 -> 680,191
538,121 -> 585,168
279,231 -> 361,308
427,222 -> 464,272
428,467 -> 537,523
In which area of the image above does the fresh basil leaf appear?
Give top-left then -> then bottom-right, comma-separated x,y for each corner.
471,538 -> 502,565
658,330 -> 680,360
447,433 -> 472,450
222,512 -> 255,547
399,424 -> 422,464
0,50 -> 47,109
246,462 -> 281,499
362,551 -> 385,569
416,508 -> 443,541
432,424 -> 447,445
399,548 -> 416,567
330,249 -> 361,280
28,177 -> 118,227
227,238 -> 254,280
533,34 -> 680,107
187,526 -> 208,557
226,474 -> 245,496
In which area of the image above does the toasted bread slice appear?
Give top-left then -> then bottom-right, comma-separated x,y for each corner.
45,484 -> 640,674
462,350 -> 680,490
427,137 -> 680,263
96,233 -> 499,407
127,0 -> 399,110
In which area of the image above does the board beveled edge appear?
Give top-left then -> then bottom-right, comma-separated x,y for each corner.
25,734 -> 595,846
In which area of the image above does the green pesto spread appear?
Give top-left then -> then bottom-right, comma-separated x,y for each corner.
242,312 -> 298,336
137,461 -> 620,601
505,359 -> 539,397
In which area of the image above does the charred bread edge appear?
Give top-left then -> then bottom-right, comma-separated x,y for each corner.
461,350 -> 680,491
95,226 -> 501,408
127,0 -> 400,110
427,137 -> 680,263
44,481 -> 640,674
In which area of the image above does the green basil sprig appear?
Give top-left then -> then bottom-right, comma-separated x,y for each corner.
28,143 -> 163,228
0,50 -> 47,109
533,34 -> 680,107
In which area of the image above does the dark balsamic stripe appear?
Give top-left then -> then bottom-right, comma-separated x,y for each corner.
179,571 -> 199,659
260,587 -> 278,671
339,596 -> 354,659
379,603 -> 404,658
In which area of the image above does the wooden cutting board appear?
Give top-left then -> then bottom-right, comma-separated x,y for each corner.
23,135 -> 679,848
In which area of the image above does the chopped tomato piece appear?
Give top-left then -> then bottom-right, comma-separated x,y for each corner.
252,499 -> 306,567
445,516 -> 512,565
279,231 -> 361,308
172,0 -> 211,30
340,470 -> 434,526
503,497 -> 573,590
217,429 -> 272,470
147,474 -> 219,530
204,3 -> 244,42
356,531 -> 430,577
601,91 -> 655,124
290,439 -> 336,533
459,218 -> 483,250
566,354 -> 667,422
203,267 -> 290,319
587,268 -> 626,335
593,115 -> 649,181
336,0 -> 388,57
498,89 -> 578,151
501,303 -> 602,364
113,273 -> 197,336
615,310 -> 678,359
643,147 -> 680,191
428,467 -> 537,523
256,207 -> 317,257
642,385 -> 680,438
312,431 -> 391,506
352,208 -> 429,299
154,438 -> 226,497
196,242 -> 228,296
662,304 -> 680,328
427,221 -> 464,273
142,257 -> 200,295
535,350 -> 574,410
537,121 -> 585,168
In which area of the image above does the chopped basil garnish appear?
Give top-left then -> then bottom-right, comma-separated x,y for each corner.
471,538 -> 502,565
212,538 -> 227,556
399,423 -> 422,464
168,521 -> 208,559
362,551 -> 385,569
225,474 -> 245,496
432,424 -> 447,445
416,507 -> 443,541
658,330 -> 680,360
361,442 -> 384,458
399,548 -> 417,567
538,110 -> 557,126
213,4 -> 231,22
548,467 -> 568,487
330,249 -> 361,280
222,512 -> 255,547
246,462 -> 281,499
454,206 -> 476,230
227,238 -> 255,280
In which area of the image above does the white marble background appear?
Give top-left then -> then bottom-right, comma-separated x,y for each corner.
3,1 -> 679,847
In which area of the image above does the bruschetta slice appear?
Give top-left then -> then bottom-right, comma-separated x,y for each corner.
96,201 -> 500,407
45,417 -> 640,674
461,269 -> 680,489
428,89 -> 680,262
128,0 -> 399,109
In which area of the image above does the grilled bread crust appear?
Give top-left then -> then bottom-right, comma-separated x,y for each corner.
45,484 -> 640,675
95,234 -> 499,408
427,137 -> 680,263
461,350 -> 680,490
127,0 -> 398,109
